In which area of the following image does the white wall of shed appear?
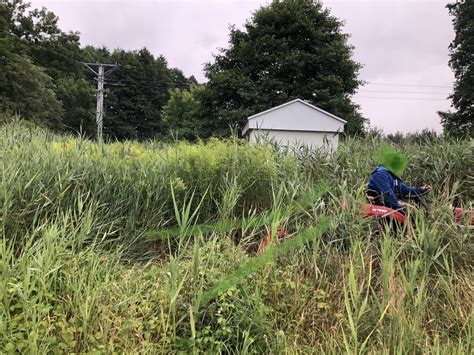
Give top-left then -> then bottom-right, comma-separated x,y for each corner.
247,100 -> 345,133
248,130 -> 339,150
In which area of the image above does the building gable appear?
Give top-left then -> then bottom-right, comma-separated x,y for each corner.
242,99 -> 346,136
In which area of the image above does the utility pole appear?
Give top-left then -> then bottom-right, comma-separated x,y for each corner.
82,63 -> 117,142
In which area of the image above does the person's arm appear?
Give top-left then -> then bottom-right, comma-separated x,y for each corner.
372,170 -> 403,210
398,180 -> 429,198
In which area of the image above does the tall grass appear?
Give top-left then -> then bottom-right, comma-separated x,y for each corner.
1,120 -> 472,353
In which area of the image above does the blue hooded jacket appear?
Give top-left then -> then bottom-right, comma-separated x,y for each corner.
367,166 -> 425,211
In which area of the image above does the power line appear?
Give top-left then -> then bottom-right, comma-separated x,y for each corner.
366,82 -> 453,89
358,90 -> 451,95
105,81 -> 172,89
356,96 -> 448,101
1,30 -> 134,71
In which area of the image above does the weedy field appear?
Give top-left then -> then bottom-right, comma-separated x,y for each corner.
1,120 -> 473,353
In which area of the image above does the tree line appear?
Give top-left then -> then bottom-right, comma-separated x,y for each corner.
0,0 -> 471,140
438,0 -> 473,138
0,0 -> 197,140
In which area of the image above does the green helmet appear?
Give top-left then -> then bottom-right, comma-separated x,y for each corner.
376,144 -> 408,178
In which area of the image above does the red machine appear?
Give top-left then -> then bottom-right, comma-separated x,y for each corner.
257,227 -> 288,255
361,203 -> 406,224
258,203 -> 473,254
360,203 -> 474,227
453,207 -> 474,226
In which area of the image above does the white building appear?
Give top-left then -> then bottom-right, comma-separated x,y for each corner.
242,98 -> 346,150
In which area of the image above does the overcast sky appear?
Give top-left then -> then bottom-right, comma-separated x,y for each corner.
29,0 -> 455,134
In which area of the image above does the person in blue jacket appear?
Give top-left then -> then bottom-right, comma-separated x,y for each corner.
367,146 -> 431,214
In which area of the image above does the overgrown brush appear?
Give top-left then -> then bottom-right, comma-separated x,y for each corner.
1,120 -> 472,353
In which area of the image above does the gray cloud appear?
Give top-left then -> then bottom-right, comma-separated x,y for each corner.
325,1 -> 454,133
30,0 -> 455,133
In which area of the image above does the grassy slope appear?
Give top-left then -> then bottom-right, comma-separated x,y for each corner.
1,121 -> 473,353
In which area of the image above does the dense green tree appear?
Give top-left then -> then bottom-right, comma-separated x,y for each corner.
56,77 -> 95,135
202,0 -> 365,137
79,47 -> 195,140
0,53 -> 63,128
1,1 -> 196,139
4,0 -> 84,79
1,14 -> 194,137
0,1 -> 63,128
162,84 -> 206,140
103,48 -> 174,140
439,0 -> 473,137
1,0 -> 91,131
169,68 -> 198,90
